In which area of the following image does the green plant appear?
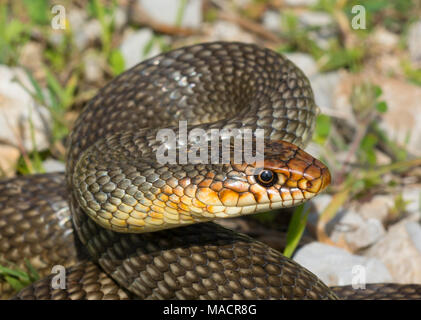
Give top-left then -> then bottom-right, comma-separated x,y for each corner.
0,6 -> 30,64
0,260 -> 39,292
283,204 -> 310,258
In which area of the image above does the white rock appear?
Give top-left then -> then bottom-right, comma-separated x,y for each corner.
119,29 -> 163,70
365,220 -> 421,284
285,0 -> 317,6
207,21 -> 254,43
310,71 -> 352,119
0,65 -> 51,153
401,186 -> 421,215
298,11 -> 334,28
329,210 -> 386,250
83,50 -> 105,83
371,27 -> 399,50
68,9 -> 102,50
408,20 -> 421,66
43,159 -> 65,173
263,10 -> 281,32
139,0 -> 202,28
378,78 -> 421,156
294,242 -> 393,286
329,73 -> 421,156
114,7 -> 128,30
285,52 -> 318,78
353,195 -> 394,224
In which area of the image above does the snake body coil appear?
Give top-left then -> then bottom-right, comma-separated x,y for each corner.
0,42 -> 417,300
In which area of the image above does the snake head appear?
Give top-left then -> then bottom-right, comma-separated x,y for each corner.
73,138 -> 330,233
239,140 -> 331,210
191,140 -> 331,218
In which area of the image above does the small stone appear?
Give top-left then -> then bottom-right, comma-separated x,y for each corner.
294,242 -> 393,286
310,71 -> 350,117
408,20 -> 421,67
0,65 -> 51,153
43,159 -> 65,173
353,195 -> 394,224
0,146 -> 20,177
365,220 -> 421,284
329,210 -> 386,251
206,21 -> 254,43
400,186 -> 421,216
83,50 -> 106,83
138,0 -> 202,28
298,11 -> 334,28
68,9 -> 102,50
119,28 -> 164,70
371,27 -> 399,51
285,0 -> 318,6
285,53 -> 318,78
263,10 -> 281,32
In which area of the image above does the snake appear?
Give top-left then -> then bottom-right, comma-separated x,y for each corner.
0,42 -> 420,300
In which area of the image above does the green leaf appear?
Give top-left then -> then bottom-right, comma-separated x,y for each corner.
376,101 -> 388,113
23,0 -> 49,24
374,85 -> 383,98
313,114 -> 331,144
109,49 -> 125,76
4,275 -> 28,292
25,259 -> 40,282
283,204 -> 310,258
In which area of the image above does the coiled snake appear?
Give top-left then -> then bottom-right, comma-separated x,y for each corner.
0,42 -> 420,300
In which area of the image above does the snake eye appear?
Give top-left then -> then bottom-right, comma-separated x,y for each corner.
255,170 -> 277,187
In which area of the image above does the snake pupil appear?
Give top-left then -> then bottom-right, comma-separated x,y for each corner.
256,170 -> 277,187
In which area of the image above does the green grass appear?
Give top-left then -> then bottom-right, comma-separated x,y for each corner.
0,260 -> 40,292
283,204 -> 310,258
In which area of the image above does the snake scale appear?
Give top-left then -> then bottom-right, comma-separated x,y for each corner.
0,42 -> 420,300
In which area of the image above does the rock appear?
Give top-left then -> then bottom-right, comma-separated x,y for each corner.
400,186 -> 421,216
83,50 -> 106,83
310,71 -> 352,119
352,195 -> 394,224
138,0 -> 202,28
371,27 -> 399,51
285,0 -> 318,6
328,210 -> 386,251
19,42 -> 44,78
331,73 -> 421,156
114,6 -> 128,30
68,9 -> 102,50
296,11 -> 336,50
365,220 -> 421,284
294,242 -> 393,286
263,10 -> 281,32
0,146 -> 20,177
43,159 -> 65,173
0,65 -> 51,156
375,78 -> 421,157
206,21 -> 254,43
285,53 -> 318,78
119,28 -> 164,70
408,20 -> 421,67
298,11 -> 334,28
